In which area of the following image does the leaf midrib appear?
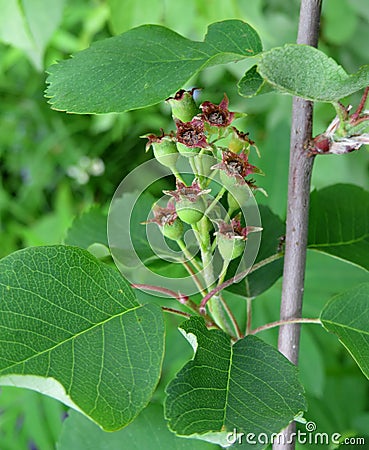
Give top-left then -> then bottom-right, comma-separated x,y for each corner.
322,319 -> 369,336
222,344 -> 233,426
0,304 -> 142,374
309,232 -> 369,248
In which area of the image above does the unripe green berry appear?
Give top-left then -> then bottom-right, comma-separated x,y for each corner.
176,197 -> 206,224
162,219 -> 184,241
217,235 -> 245,261
220,171 -> 250,206
229,127 -> 253,154
229,134 -> 245,154
164,179 -> 210,225
176,141 -> 200,157
167,89 -> 199,122
176,207 -> 203,224
151,137 -> 179,169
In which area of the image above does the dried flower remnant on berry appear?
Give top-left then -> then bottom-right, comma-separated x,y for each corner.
212,150 -> 261,184
164,179 -> 211,203
200,94 -> 235,127
146,201 -> 178,226
229,127 -> 257,155
175,119 -> 208,148
143,129 -> 171,151
166,88 -> 199,103
215,216 -> 262,260
310,87 -> 369,155
164,179 -> 211,225
310,113 -> 369,155
217,217 -> 261,240
145,201 -> 183,241
142,130 -> 178,169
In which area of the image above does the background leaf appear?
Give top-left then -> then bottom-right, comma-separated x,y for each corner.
0,387 -> 66,450
308,184 -> 369,272
107,0 -> 163,35
322,0 -> 358,45
46,20 -> 262,113
165,317 -> 306,448
256,44 -> 369,102
0,0 -> 65,70
108,189 -> 191,287
64,206 -> 108,248
298,328 -> 325,398
320,283 -> 369,380
57,404 -> 219,450
108,191 -> 159,266
0,246 -> 164,431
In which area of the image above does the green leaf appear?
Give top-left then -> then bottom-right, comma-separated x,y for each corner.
238,65 -> 274,97
308,184 -> 369,272
57,404 -> 219,450
0,246 -> 164,431
227,205 -> 284,298
0,0 -> 65,70
64,206 -> 108,248
165,317 -> 306,448
86,243 -> 111,260
256,44 -> 369,102
46,20 -> 262,113
320,283 -> 369,380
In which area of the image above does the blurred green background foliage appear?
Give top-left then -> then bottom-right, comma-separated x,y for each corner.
0,0 -> 369,449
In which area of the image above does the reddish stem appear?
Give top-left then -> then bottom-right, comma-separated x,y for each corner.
250,318 -> 321,335
245,298 -> 252,335
351,86 -> 369,121
199,253 -> 282,313
131,283 -> 189,303
162,307 -> 191,318
132,282 -> 217,326
199,277 -> 237,313
181,260 -> 207,295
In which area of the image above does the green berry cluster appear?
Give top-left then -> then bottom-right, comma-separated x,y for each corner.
143,88 -> 266,334
145,88 -> 264,262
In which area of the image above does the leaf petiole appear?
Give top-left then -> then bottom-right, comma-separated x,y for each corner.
250,318 -> 321,335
